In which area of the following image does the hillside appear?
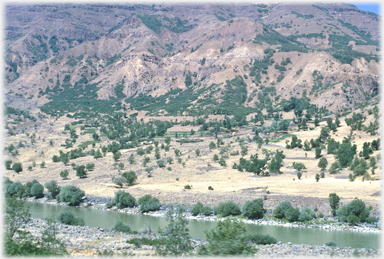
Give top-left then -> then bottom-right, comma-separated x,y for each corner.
3,3 -> 381,207
4,3 -> 380,118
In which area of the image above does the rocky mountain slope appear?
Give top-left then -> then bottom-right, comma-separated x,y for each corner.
4,3 -> 380,117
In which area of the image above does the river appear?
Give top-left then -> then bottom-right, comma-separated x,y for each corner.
25,201 -> 380,249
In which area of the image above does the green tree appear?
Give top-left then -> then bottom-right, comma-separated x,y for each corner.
165,137 -> 171,145
44,180 -> 60,198
213,154 -> 219,161
297,171 -> 302,180
128,154 -> 135,164
40,161 -> 45,168
155,206 -> 192,256
315,174 -> 320,182
113,190 -> 137,209
56,185 -> 85,206
113,151 -> 121,161
273,201 -> 292,219
174,149 -> 181,156
12,162 -> 23,173
113,177 -> 126,188
198,217 -> 256,256
293,162 -> 306,171
318,157 -> 328,171
241,198 -> 264,220
315,147 -> 321,159
122,171 -> 137,186
86,163 -> 95,171
195,149 -> 200,156
329,193 -> 340,216
209,141 -> 216,150
5,197 -> 67,256
60,170 -> 69,180
6,160 -> 12,170
184,75 -> 192,87
138,194 -> 161,213
76,165 -> 87,178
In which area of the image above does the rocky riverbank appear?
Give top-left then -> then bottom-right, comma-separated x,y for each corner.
23,218 -> 381,257
25,196 -> 381,234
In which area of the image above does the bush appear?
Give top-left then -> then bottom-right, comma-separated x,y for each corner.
201,206 -> 212,216
241,198 -> 264,219
112,221 -> 131,233
60,170 -> 69,179
122,171 -> 137,186
298,207 -> 316,222
284,208 -> 300,222
12,162 -> 22,173
336,198 -> 370,223
213,201 -> 241,217
246,234 -> 277,245
198,217 -> 256,256
113,190 -> 137,209
273,201 -> 293,219
31,183 -> 44,198
113,177 -> 126,188
325,241 -> 337,247
191,202 -> 204,216
56,185 -> 85,206
329,193 -> 340,216
44,180 -> 60,198
208,186 -> 214,190
137,194 -> 160,213
365,216 -> 378,223
184,185 -> 191,189
347,215 -> 360,225
58,211 -> 85,226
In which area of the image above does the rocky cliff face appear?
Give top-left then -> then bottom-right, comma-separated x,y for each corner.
4,3 -> 380,115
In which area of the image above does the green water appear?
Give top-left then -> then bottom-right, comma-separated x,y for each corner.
25,201 -> 380,249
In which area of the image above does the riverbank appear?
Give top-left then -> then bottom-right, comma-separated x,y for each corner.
22,218 -> 381,257
24,196 -> 381,234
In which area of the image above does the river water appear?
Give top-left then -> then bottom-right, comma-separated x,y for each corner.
25,201 -> 380,249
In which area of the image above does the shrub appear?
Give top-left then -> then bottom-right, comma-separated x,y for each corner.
122,171 -> 137,186
12,162 -> 23,173
208,186 -> 214,190
113,190 -> 136,209
112,221 -> 131,233
31,183 -> 44,198
58,211 -> 85,226
56,185 -> 85,206
242,198 -> 264,219
246,234 -> 277,245
347,215 -> 360,225
5,160 -> 12,170
325,241 -> 337,247
298,207 -> 316,222
60,170 -> 69,179
329,193 -> 340,216
213,201 -> 241,217
365,216 -> 378,223
336,198 -> 370,223
113,177 -> 126,188
105,201 -> 114,208
201,206 -> 212,216
137,194 -> 160,213
157,160 -> 166,168
191,202 -> 204,216
44,180 -> 60,198
297,172 -> 302,180
284,208 -> 300,222
273,201 -> 293,219
76,165 -> 87,178
198,217 -> 256,256
184,185 -> 191,189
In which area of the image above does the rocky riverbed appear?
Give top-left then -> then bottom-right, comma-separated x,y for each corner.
22,218 -> 381,257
